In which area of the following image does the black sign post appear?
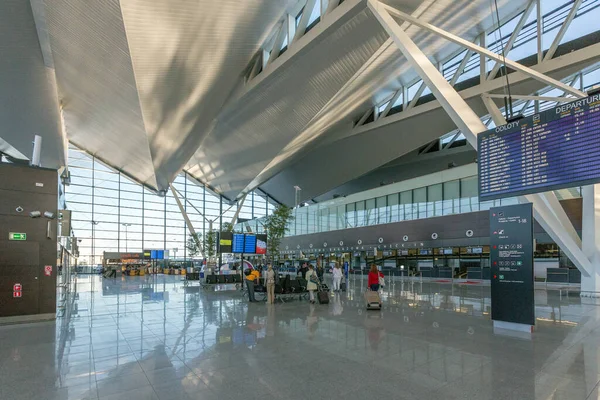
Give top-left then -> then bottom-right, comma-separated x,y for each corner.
490,203 -> 535,332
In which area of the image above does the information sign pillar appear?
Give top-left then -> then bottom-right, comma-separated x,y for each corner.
582,185 -> 600,297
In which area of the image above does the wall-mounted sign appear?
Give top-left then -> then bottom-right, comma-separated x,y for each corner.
44,265 -> 52,276
9,232 -> 26,241
13,283 -> 22,298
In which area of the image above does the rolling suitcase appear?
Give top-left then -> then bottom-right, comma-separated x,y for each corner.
340,282 -> 346,292
317,290 -> 330,304
365,290 -> 381,310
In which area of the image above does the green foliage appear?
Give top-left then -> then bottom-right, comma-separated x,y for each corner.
203,229 -> 217,258
221,222 -> 234,233
264,204 -> 294,259
186,233 -> 202,257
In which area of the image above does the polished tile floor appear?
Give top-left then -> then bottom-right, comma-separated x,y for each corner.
1,275 -> 600,400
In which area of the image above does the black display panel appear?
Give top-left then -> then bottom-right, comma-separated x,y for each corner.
490,203 -> 535,326
478,95 -> 600,201
218,232 -> 232,254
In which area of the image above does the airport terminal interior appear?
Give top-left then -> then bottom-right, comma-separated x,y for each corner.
2,0 -> 600,399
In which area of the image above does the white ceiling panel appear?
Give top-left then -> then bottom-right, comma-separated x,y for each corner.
119,0 -> 292,190
45,0 -> 158,188
186,2 -> 391,199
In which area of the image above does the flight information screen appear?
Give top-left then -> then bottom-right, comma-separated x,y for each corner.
478,94 -> 600,201
243,235 -> 257,254
232,234 -> 245,253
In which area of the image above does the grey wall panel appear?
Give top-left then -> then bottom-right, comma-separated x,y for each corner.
0,0 -> 64,168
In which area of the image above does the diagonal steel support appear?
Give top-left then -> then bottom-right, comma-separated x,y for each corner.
488,0 -> 536,81
267,21 -> 288,66
370,1 -> 587,99
169,184 -> 201,247
293,0 -> 318,43
380,90 -> 402,118
544,0 -> 583,61
408,82 -> 427,109
230,194 -> 248,226
450,49 -> 474,86
368,0 -> 591,276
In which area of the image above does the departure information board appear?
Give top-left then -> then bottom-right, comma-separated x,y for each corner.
478,94 -> 600,200
232,234 -> 245,253
243,235 -> 257,254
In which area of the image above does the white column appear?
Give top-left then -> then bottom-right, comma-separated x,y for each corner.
582,185 -> 600,296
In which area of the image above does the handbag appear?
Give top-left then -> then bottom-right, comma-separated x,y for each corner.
379,275 -> 385,287
309,272 -> 319,284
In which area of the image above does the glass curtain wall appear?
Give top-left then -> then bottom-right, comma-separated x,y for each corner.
284,175 -> 583,237
65,145 -> 276,266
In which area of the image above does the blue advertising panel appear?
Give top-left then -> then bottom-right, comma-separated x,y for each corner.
478,95 -> 600,200
151,250 -> 157,259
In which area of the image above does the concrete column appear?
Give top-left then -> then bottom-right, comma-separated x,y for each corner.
581,185 -> 600,296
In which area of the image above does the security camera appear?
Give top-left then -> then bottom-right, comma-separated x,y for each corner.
15,206 -> 23,213
44,211 -> 55,219
29,211 -> 41,218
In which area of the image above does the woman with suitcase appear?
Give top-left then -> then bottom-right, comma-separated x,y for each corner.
306,265 -> 318,304
368,264 -> 384,292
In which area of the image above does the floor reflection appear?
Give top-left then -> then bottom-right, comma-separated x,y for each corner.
0,274 -> 599,400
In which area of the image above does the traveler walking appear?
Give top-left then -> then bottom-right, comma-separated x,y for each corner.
306,265 -> 318,304
368,264 -> 384,292
332,263 -> 343,292
266,264 -> 276,304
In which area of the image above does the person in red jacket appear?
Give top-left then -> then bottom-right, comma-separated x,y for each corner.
367,264 -> 384,292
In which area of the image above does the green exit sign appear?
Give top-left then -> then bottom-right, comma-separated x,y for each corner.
9,232 -> 26,241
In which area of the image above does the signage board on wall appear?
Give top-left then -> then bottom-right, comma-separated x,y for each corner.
490,203 -> 535,327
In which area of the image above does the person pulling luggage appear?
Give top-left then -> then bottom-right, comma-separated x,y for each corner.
306,265 -> 318,304
368,264 -> 384,292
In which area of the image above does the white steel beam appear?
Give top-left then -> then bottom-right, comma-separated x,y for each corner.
367,0 -> 485,148
293,0 -> 317,43
380,90 -> 402,118
374,1 -> 587,99
450,49 -> 474,86
408,81 -> 427,109
442,131 -> 462,150
544,0 -> 583,61
169,185 -> 201,247
368,0 -> 591,277
479,33 -> 486,85
488,0 -> 536,81
354,108 -> 372,128
536,0 -> 543,64
325,0 -> 340,16
230,193 -> 248,226
267,21 -> 288,66
484,94 -> 575,103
